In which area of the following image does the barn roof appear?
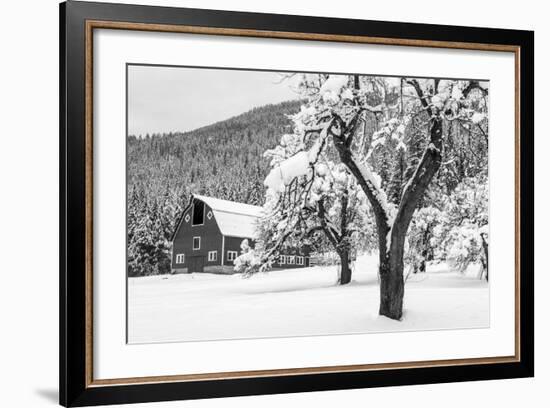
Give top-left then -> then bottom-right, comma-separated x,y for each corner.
193,194 -> 264,238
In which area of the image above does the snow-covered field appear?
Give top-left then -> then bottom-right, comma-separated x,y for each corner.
127,254 -> 489,344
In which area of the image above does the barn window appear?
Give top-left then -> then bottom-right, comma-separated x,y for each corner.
176,254 -> 185,264
227,251 -> 238,261
192,200 -> 205,225
193,237 -> 201,250
208,251 -> 217,262
279,255 -> 286,264
288,256 -> 296,265
297,256 -> 304,265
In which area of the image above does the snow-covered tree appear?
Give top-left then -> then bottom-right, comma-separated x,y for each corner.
434,176 -> 489,279
405,205 -> 443,274
245,107 -> 373,284
234,239 -> 263,274
259,73 -> 488,319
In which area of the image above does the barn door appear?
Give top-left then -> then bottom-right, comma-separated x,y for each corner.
188,256 -> 205,273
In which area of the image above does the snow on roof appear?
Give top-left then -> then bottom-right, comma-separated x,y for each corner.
193,194 -> 264,238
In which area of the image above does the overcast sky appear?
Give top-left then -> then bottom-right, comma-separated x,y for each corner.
128,65 -> 301,136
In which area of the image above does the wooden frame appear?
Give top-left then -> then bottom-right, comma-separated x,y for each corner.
60,1 -> 534,406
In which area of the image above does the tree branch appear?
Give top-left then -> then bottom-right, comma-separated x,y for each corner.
392,116 -> 443,249
318,199 -> 341,248
345,109 -> 365,148
340,190 -> 349,241
328,114 -> 391,247
405,79 -> 432,116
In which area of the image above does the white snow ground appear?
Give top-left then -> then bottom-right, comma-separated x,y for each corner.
127,254 -> 489,344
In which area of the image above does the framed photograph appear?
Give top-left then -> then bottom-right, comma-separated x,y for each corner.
60,1 -> 534,406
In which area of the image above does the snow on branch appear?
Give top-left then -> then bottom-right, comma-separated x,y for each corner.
264,124 -> 329,194
264,151 -> 311,193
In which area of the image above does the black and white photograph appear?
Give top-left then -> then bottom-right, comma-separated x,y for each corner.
0,0 -> 541,405
126,65 -> 490,344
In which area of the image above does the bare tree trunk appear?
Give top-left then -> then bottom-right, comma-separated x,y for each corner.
338,249 -> 352,285
379,240 -> 405,319
317,197 -> 353,286
419,226 -> 430,273
378,114 -> 443,320
481,233 -> 489,281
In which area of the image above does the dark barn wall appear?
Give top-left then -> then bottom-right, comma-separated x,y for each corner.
171,202 -> 223,272
172,199 -> 311,273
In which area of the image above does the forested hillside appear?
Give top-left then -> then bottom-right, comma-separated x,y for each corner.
127,99 -> 302,276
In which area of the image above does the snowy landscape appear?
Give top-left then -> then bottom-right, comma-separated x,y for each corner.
127,65 -> 490,344
128,254 -> 488,343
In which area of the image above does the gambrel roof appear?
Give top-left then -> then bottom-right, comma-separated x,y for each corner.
193,195 -> 263,238
171,194 -> 264,242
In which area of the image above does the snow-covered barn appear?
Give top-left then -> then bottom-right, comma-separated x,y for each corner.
171,195 -> 310,274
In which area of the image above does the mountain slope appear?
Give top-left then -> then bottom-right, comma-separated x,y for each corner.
127,99 -> 303,276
